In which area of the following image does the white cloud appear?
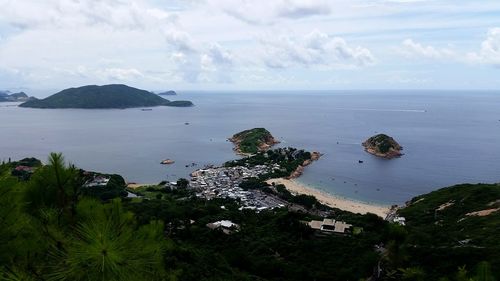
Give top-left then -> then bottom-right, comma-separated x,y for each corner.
169,51 -> 202,83
399,39 -> 455,59
165,34 -> 235,83
97,68 -> 144,81
261,30 -> 376,69
467,28 -> 500,66
206,44 -> 234,66
399,28 -> 500,68
0,0 -> 176,30
212,0 -> 332,25
164,30 -> 198,53
1,0 -> 500,90
200,44 -> 235,83
275,0 -> 331,19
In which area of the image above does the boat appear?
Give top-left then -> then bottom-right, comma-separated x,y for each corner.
161,159 -> 175,165
141,108 -> 153,111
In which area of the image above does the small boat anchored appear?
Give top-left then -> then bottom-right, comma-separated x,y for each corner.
161,159 -> 175,165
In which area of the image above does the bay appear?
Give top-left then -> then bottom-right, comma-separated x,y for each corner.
1,90 -> 499,205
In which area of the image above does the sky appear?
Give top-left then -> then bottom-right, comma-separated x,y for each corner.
0,0 -> 500,92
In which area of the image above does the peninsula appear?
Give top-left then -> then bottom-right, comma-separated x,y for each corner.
362,133 -> 403,159
19,84 -> 193,109
229,128 -> 279,155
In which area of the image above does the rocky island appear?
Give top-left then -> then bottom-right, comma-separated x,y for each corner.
19,84 -> 193,109
229,128 -> 280,155
157,90 -> 177,96
362,133 -> 403,159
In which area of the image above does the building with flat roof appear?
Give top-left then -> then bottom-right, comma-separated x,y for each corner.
206,220 -> 240,234
307,218 -> 352,234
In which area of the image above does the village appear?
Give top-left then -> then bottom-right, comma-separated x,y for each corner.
187,163 -> 362,235
189,164 -> 289,211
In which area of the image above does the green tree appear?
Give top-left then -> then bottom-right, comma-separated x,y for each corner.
456,266 -> 472,281
47,199 -> 166,281
176,178 -> 189,189
400,267 -> 426,281
0,177 -> 34,264
24,153 -> 81,224
473,262 -> 495,281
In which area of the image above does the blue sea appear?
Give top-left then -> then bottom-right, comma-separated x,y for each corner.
1,90 -> 499,205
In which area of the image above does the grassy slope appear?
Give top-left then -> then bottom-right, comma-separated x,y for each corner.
232,128 -> 275,154
398,183 -> 500,279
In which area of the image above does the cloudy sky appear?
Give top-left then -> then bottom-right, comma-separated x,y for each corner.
0,0 -> 499,91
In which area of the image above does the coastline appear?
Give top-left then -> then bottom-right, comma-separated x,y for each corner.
127,183 -> 155,189
266,178 -> 392,218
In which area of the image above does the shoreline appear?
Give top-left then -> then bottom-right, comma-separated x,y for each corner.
126,183 -> 155,189
266,178 -> 392,218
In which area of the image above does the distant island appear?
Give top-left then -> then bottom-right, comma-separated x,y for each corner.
229,128 -> 280,155
157,90 -> 177,96
19,84 -> 193,109
0,91 -> 32,102
362,133 -> 403,159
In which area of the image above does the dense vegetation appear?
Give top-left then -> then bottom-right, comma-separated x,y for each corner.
225,147 -> 312,179
394,183 -> 500,280
19,84 -> 193,109
229,128 -> 278,154
0,153 -> 497,280
79,171 -> 128,201
363,133 -> 402,154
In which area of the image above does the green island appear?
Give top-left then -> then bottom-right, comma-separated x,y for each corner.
0,148 -> 498,280
363,133 -> 403,159
18,84 -> 193,109
229,128 -> 280,155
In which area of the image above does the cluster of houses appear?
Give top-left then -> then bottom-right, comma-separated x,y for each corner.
190,164 -> 287,211
188,164 -> 360,233
13,165 -> 36,173
83,174 -> 110,188
11,165 -> 37,180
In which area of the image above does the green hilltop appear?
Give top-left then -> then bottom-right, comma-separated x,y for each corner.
363,133 -> 403,158
395,183 -> 500,279
229,128 -> 279,154
19,84 -> 193,109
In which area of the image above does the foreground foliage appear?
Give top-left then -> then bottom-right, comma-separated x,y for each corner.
0,154 -> 498,280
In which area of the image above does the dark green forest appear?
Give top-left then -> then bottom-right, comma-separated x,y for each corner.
0,153 -> 498,280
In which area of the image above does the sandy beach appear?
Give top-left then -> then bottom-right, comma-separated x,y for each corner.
266,178 -> 391,218
126,183 -> 155,189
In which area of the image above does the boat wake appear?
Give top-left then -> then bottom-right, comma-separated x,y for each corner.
333,108 -> 426,113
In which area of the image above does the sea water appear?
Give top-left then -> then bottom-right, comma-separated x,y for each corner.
1,90 -> 499,205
